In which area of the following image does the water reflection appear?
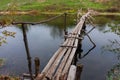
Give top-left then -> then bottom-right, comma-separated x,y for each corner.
21,24 -> 33,80
73,27 -> 96,64
102,39 -> 120,59
82,30 -> 96,57
101,20 -> 120,58
94,15 -> 120,32
97,17 -> 120,80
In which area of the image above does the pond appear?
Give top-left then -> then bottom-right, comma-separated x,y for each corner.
0,14 -> 120,80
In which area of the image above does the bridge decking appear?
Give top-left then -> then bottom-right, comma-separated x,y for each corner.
36,12 -> 92,80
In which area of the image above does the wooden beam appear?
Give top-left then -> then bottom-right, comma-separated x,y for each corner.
60,45 -> 77,48
64,35 -> 83,40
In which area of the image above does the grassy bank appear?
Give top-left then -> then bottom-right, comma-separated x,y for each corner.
0,0 -> 119,13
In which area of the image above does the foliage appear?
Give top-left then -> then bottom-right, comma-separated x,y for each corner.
108,0 -> 120,9
107,22 -> 120,36
6,1 -> 20,11
106,64 -> 120,80
0,30 -> 16,46
103,20 -> 120,36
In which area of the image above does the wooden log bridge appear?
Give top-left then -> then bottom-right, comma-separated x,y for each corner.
35,11 -> 92,80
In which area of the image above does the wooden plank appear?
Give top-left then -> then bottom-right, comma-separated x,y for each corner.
45,36 -> 74,79
53,36 -> 75,80
62,39 -> 78,76
38,32 -> 77,80
64,35 -> 83,40
61,19 -> 85,75
67,65 -> 76,80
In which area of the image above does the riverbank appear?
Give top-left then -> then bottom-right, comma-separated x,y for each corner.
0,0 -> 120,15
0,10 -> 120,16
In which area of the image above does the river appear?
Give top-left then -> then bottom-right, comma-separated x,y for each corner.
0,14 -> 120,80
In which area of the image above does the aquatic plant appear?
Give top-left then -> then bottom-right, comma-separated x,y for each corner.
0,58 -> 5,67
106,64 -> 120,80
0,30 -> 16,46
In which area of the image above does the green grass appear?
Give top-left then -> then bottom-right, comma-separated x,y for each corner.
19,0 -> 112,13
0,0 -> 118,13
0,0 -> 11,10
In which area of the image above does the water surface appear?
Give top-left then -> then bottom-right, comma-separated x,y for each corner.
0,14 -> 120,80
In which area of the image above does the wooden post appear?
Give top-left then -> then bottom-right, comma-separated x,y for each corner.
64,12 -> 67,28
22,23 -> 34,80
67,65 -> 76,80
82,22 -> 86,30
64,12 -> 68,41
73,52 -> 77,65
34,57 -> 40,77
64,29 -> 68,41
76,43 -> 83,59
75,64 -> 83,80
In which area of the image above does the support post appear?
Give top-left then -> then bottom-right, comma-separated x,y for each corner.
82,21 -> 86,30
64,12 -> 68,41
75,64 -> 83,80
64,13 -> 67,28
34,57 -> 40,77
67,65 -> 76,80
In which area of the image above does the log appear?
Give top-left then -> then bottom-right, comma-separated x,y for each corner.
54,35 -> 75,80
45,38 -> 73,79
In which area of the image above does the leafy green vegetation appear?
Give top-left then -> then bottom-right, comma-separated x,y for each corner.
0,30 -> 16,46
106,64 -> 120,80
